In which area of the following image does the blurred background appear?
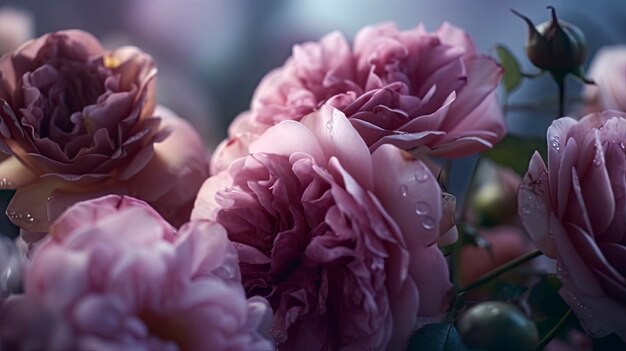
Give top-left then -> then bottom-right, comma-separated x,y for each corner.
1,0 -> 624,150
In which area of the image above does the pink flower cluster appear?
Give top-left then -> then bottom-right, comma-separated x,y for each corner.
0,21 -> 509,351
193,22 -> 506,350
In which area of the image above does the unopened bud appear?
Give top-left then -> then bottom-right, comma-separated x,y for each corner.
512,6 -> 590,81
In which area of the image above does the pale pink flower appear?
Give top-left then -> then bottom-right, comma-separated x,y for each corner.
0,30 -> 209,232
212,22 -> 505,174
0,7 -> 34,56
194,106 -> 452,350
585,45 -> 626,112
0,195 -> 274,350
519,111 -> 626,341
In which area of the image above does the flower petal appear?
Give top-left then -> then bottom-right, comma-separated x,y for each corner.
519,152 -> 556,257
0,155 -> 38,189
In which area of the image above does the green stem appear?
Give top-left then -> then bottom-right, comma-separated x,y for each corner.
459,249 -> 542,294
534,309 -> 573,351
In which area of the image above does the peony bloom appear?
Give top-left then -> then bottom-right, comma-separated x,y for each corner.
212,22 -> 505,174
519,111 -> 626,341
193,106 -> 453,350
0,195 -> 274,350
0,30 -> 209,233
584,45 -> 626,113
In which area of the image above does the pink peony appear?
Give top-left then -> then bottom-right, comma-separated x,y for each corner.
193,106 -> 453,350
584,45 -> 626,112
0,195 -> 274,350
0,30 -> 209,232
212,22 -> 505,174
519,111 -> 626,341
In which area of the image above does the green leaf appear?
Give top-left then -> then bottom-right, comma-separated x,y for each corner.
484,134 -> 547,175
407,323 -> 466,351
496,44 -> 523,94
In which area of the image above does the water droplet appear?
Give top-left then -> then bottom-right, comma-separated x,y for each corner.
421,216 -> 436,230
325,118 -> 334,137
415,202 -> 429,215
23,213 -> 34,223
550,137 -> 560,151
593,157 -> 602,166
442,193 -> 455,202
620,142 -> 625,151
414,165 -> 429,183
0,178 -> 13,189
521,206 -> 531,215
47,195 -> 54,201
400,185 -> 408,197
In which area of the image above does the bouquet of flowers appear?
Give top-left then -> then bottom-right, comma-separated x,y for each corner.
0,5 -> 624,351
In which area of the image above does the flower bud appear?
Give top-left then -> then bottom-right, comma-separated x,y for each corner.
512,6 -> 589,78
457,301 -> 539,351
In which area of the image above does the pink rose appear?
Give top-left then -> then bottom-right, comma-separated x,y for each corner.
519,111 -> 626,341
193,106 -> 452,350
0,195 -> 274,350
584,45 -> 626,112
212,22 -> 505,174
0,30 -> 209,232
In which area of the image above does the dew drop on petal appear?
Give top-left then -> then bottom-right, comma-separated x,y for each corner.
0,178 -> 13,189
400,185 -> 408,197
414,165 -> 429,183
422,216 -> 436,230
325,117 -> 334,137
550,137 -> 560,151
23,213 -> 34,223
415,202 -> 429,215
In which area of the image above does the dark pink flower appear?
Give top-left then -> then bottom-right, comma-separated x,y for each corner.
0,195 -> 274,350
194,106 -> 452,350
519,111 -> 626,341
212,22 -> 505,174
0,30 -> 209,232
